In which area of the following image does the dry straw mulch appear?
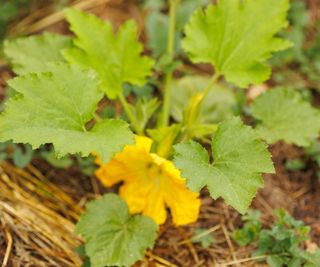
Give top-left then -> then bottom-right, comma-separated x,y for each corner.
0,162 -> 83,267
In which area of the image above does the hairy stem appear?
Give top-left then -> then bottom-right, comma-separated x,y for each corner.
161,0 -> 180,127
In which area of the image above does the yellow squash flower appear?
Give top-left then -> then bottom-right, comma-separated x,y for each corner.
95,136 -> 200,225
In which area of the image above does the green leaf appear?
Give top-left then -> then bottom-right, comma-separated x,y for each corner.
176,0 -> 210,30
76,194 -> 158,267
233,210 -> 262,246
174,117 -> 274,214
288,258 -> 303,267
123,83 -> 154,100
182,0 -> 292,87
64,8 -> 154,99
76,155 -> 96,176
170,76 -> 236,123
300,250 -> 320,266
146,11 -> 171,57
145,0 -> 209,58
129,98 -> 160,133
12,144 -> 33,168
143,0 -> 165,10
285,159 -> 306,171
4,32 -> 72,75
40,150 -> 73,169
251,88 -> 320,147
0,64 -> 134,163
267,255 -> 286,267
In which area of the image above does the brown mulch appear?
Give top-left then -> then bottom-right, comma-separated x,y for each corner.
1,0 -> 320,266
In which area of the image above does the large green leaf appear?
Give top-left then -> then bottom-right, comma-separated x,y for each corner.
251,88 -> 320,147
64,8 -> 154,99
182,0 -> 292,87
76,194 -> 158,267
0,64 -> 133,163
174,117 -> 274,214
4,32 -> 72,74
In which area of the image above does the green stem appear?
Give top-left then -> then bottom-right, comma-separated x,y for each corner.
167,0 -> 179,56
118,94 -> 143,135
202,71 -> 221,100
161,0 -> 180,127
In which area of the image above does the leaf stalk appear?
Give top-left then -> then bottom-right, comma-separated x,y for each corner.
161,0 -> 180,127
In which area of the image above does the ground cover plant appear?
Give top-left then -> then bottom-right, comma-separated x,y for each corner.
1,0 -> 320,266
233,209 -> 320,266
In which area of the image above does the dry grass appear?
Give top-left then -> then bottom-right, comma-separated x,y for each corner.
0,162 -> 83,266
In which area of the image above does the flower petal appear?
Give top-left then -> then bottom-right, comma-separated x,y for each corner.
160,160 -> 201,226
165,182 -> 201,225
95,159 -> 124,187
120,181 -> 167,224
95,135 -> 201,225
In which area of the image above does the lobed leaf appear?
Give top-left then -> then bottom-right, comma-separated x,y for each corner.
4,32 -> 72,74
64,8 -> 154,99
182,0 -> 292,87
251,88 -> 320,147
76,194 -> 158,267
174,117 -> 274,214
0,64 -> 134,163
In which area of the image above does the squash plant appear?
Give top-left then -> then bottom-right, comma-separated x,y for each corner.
2,0 -> 320,266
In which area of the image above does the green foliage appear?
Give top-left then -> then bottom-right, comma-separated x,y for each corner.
285,159 -> 306,171
145,0 -> 209,58
146,11 -> 176,58
143,0 -> 164,11
303,140 -> 320,180
170,76 -> 236,122
0,141 -> 33,168
170,76 -> 236,140
123,83 -> 154,100
0,64 -> 134,163
76,194 -> 158,267
0,2 -> 314,266
148,124 -> 181,158
305,140 -> 320,169
174,117 -> 274,214
4,32 -> 72,74
272,0 -> 320,91
64,8 -> 154,99
128,98 -> 160,134
40,150 -> 73,169
76,155 -> 97,176
0,0 -> 31,40
234,209 -> 320,267
251,88 -> 320,147
182,0 -> 292,88
272,0 -> 308,65
192,228 -> 216,248
0,0 -> 29,22
233,210 -> 262,246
